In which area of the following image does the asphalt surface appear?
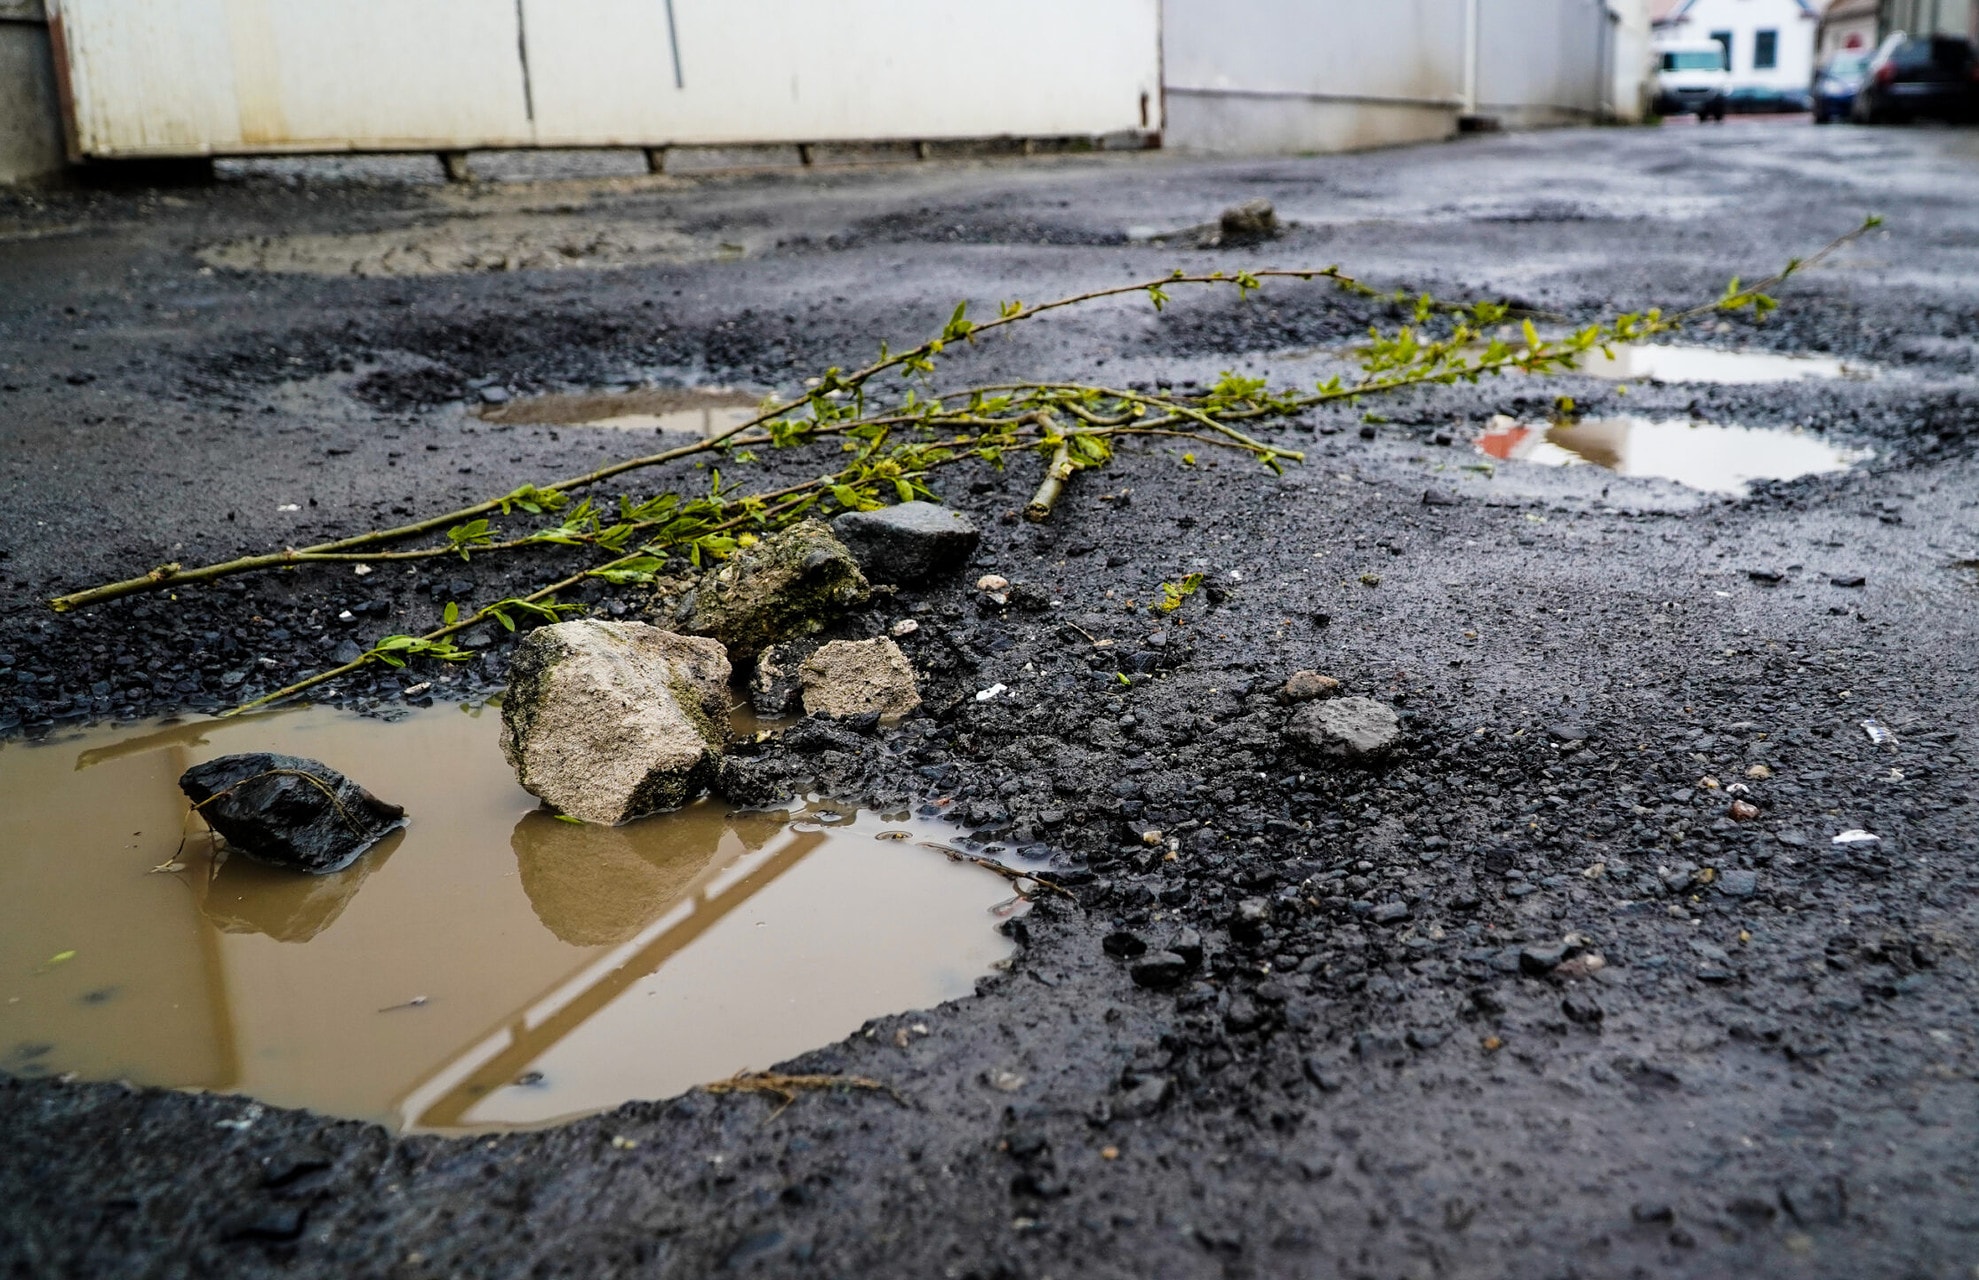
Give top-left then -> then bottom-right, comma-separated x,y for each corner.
2,121 -> 1978,1279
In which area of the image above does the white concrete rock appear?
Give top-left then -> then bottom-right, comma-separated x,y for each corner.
799,637 -> 921,722
500,620 -> 731,825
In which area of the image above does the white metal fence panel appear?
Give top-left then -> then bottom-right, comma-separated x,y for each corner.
49,0 -> 1159,158
1163,0 -> 1467,107
1477,0 -> 1609,118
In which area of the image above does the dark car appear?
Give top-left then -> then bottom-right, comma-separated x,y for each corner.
1725,86 -> 1814,114
1811,52 -> 1870,123
1851,34 -> 1979,123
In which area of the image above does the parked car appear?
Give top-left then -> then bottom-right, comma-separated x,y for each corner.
1851,33 -> 1979,124
1725,86 -> 1814,114
1654,41 -> 1730,120
1812,52 -> 1870,123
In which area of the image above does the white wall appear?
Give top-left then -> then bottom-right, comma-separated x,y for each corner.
1476,0 -> 1610,125
1161,0 -> 1466,153
1163,0 -> 1630,154
45,0 -> 1160,158
1656,0 -> 1819,89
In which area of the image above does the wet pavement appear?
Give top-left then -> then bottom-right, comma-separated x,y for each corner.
2,122 -> 1978,1279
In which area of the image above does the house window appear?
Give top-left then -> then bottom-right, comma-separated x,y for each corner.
1754,29 -> 1779,69
1710,30 -> 1734,69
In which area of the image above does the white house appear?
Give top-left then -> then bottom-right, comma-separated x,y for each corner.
1653,0 -> 1820,92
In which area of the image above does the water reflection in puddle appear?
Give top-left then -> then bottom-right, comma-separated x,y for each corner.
1477,415 -> 1868,495
1575,344 -> 1869,384
0,706 -> 1026,1134
480,386 -> 762,435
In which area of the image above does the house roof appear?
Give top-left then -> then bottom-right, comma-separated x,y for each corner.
1653,0 -> 1819,24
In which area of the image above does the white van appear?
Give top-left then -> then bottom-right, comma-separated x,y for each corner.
1653,41 -> 1730,121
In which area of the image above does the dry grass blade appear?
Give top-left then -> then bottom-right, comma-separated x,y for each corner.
915,841 -> 1079,903
703,1071 -> 905,1118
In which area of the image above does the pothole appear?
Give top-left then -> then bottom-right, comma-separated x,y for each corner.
1476,415 -> 1869,495
478,386 -> 762,435
1574,344 -> 1871,384
0,706 -> 1030,1134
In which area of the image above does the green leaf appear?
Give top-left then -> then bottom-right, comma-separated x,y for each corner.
443,601 -> 459,625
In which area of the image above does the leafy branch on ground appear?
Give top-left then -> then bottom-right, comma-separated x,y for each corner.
46,218 -> 1879,715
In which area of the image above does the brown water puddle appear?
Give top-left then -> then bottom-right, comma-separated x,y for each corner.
1476,414 -> 1868,496
0,706 -> 1025,1135
479,386 -> 761,435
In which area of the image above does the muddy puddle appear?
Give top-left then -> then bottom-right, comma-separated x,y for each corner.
479,386 -> 762,436
0,706 -> 1029,1135
1477,414 -> 1868,495
1574,344 -> 1869,384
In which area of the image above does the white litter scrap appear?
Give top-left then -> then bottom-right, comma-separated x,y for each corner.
975,683 -> 1009,702
1860,718 -> 1893,746
1832,829 -> 1881,845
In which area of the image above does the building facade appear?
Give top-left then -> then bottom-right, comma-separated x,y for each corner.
1653,0 -> 1820,91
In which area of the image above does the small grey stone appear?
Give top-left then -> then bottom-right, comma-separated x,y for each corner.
1283,696 -> 1402,760
1717,868 -> 1759,897
1561,993 -> 1604,1025
1370,900 -> 1410,925
830,501 -> 980,585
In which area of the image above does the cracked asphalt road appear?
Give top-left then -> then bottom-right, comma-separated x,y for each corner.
2,120 -> 1977,1279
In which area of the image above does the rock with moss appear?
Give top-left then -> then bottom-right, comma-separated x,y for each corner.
500,620 -> 731,825
663,521 -> 871,659
799,637 -> 921,722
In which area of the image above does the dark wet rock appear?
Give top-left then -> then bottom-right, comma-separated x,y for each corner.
1113,1074 -> 1172,1119
178,753 -> 406,875
1718,868 -> 1759,897
1370,900 -> 1410,925
666,521 -> 870,657
717,754 -> 793,808
1561,993 -> 1604,1025
1830,573 -> 1866,588
799,637 -> 921,721
1129,951 -> 1191,989
1169,926 -> 1204,969
1102,930 -> 1148,959
748,638 -> 818,716
1277,670 -> 1341,703
830,501 -> 980,585
1283,696 -> 1402,760
499,620 -> 730,825
1231,896 -> 1272,941
1218,199 -> 1278,243
1519,942 -> 1567,976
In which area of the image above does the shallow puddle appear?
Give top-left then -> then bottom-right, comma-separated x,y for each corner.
0,706 -> 1027,1134
1476,415 -> 1868,495
479,386 -> 761,435
1574,344 -> 1868,384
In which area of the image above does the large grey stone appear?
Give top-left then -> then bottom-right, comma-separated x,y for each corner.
831,501 -> 980,584
667,521 -> 870,657
1284,696 -> 1402,760
799,637 -> 921,721
500,620 -> 731,825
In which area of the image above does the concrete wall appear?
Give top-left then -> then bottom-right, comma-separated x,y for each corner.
0,13 -> 67,186
1476,0 -> 1610,126
1162,0 -> 1467,153
1162,0 -> 1635,154
47,0 -> 1159,158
